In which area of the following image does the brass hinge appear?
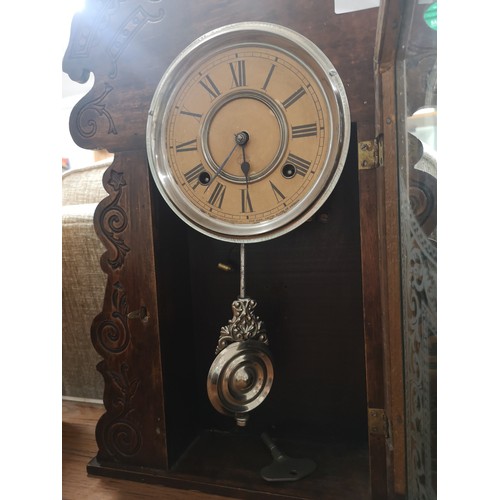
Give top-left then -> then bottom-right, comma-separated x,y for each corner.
358,135 -> 383,170
368,408 -> 388,436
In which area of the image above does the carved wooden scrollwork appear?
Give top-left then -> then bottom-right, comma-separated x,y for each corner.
63,1 -> 165,83
75,83 -> 117,139
90,164 -> 132,352
96,362 -> 144,461
98,169 -> 130,269
92,281 -> 130,355
88,153 -> 167,468
89,158 -> 141,463
62,0 -> 166,151
106,4 -> 165,79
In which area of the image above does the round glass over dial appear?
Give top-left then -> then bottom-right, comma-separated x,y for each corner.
147,22 -> 350,242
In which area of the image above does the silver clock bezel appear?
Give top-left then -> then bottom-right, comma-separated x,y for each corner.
147,21 -> 350,243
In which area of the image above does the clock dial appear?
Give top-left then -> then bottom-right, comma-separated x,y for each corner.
147,22 -> 350,242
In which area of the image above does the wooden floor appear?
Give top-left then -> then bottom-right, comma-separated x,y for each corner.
62,400 -> 228,499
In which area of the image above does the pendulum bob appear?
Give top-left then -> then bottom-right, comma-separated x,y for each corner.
207,297 -> 274,426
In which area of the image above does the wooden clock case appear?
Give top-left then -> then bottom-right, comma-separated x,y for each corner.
63,1 -> 417,498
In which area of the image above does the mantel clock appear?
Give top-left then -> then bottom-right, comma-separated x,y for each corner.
147,22 -> 350,425
62,1 -> 411,497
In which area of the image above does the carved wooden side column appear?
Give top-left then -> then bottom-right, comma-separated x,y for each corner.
89,152 -> 168,470
63,0 -> 170,472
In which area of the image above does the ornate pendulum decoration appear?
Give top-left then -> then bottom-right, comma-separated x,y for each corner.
207,244 -> 274,427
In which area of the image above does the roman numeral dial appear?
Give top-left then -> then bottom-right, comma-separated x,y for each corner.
147,24 -> 349,242
166,48 -> 329,223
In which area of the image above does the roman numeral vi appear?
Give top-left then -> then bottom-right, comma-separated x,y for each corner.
241,189 -> 254,213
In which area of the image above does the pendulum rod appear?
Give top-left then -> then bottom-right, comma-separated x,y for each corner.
239,243 -> 246,299
207,240 -> 273,426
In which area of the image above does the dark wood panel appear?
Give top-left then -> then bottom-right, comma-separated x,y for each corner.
357,137 -> 388,500
373,1 -> 406,495
150,169 -> 200,466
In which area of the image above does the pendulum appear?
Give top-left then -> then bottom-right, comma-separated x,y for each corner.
207,244 -> 274,427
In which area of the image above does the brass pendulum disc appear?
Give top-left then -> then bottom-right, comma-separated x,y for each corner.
207,340 -> 274,420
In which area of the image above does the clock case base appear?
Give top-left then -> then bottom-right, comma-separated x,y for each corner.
88,432 -> 369,500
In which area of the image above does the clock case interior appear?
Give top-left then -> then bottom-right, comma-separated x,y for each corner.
151,127 -> 368,497
63,1 -> 386,498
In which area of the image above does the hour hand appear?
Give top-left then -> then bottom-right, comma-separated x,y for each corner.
241,160 -> 250,179
240,141 -> 250,188
241,152 -> 250,184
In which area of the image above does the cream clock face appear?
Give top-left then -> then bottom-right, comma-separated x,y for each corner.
147,22 -> 350,242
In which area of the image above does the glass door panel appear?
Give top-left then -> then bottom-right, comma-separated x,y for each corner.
396,2 -> 437,498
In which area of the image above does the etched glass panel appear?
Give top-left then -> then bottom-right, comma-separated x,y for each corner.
396,2 -> 437,498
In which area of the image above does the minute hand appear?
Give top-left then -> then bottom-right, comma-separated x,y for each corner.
205,142 -> 239,192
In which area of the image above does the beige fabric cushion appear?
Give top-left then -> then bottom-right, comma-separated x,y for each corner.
62,161 -> 110,206
62,161 -> 111,400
